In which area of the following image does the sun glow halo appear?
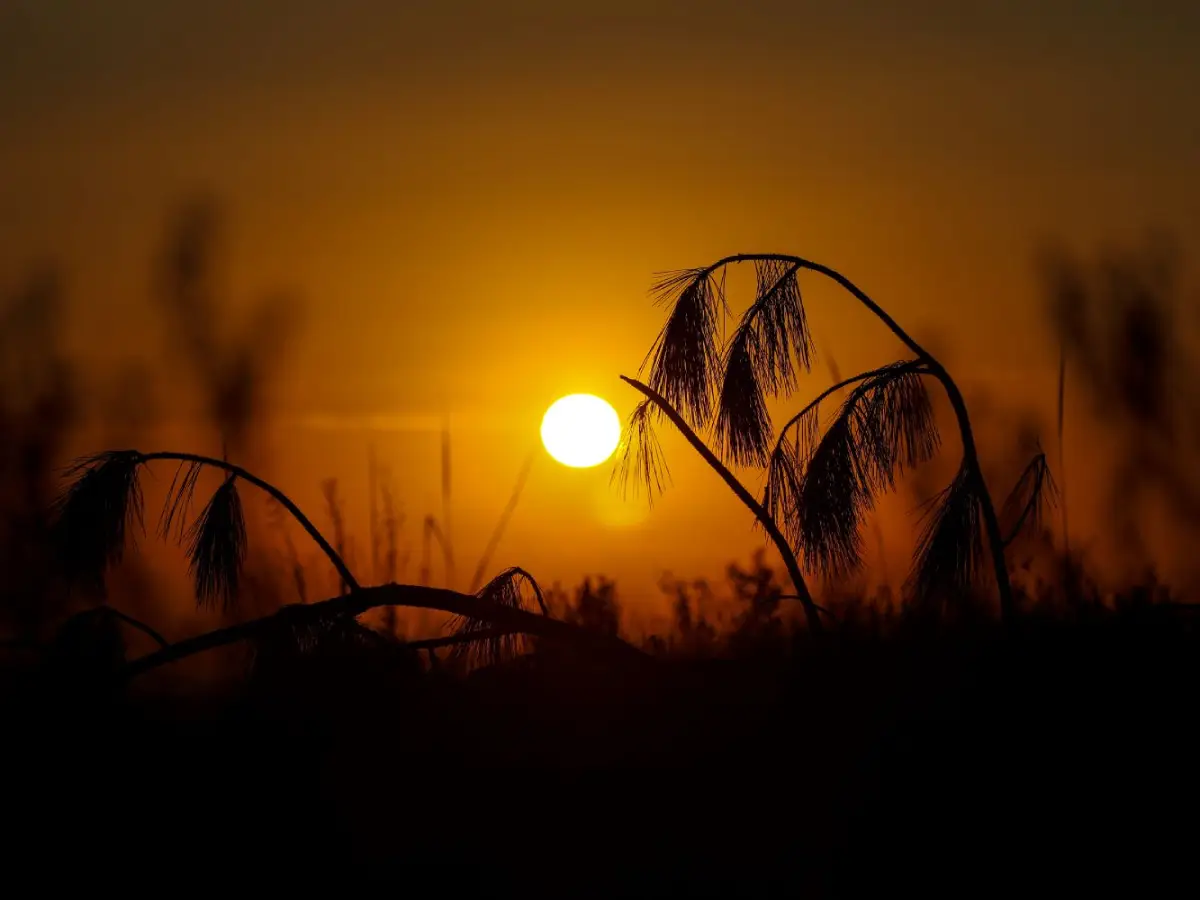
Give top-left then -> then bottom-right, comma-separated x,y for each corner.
540,394 -> 622,468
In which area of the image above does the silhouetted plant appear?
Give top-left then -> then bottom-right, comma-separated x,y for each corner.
662,576 -> 719,657
38,604 -> 171,693
448,566 -> 548,668
1042,237 -> 1200,578
469,448 -> 537,593
266,497 -> 309,604
44,604 -> 127,688
618,253 -> 1038,625
728,550 -> 787,648
439,418 -> 455,589
378,471 -> 406,583
0,268 -> 79,632
154,198 -> 298,457
819,345 -> 892,589
47,449 -> 642,682
321,477 -> 349,596
564,577 -> 622,638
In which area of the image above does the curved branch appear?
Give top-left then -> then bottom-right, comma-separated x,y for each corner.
138,451 -> 359,593
1002,502 -> 1038,549
776,595 -> 838,621
494,566 -> 550,616
703,255 -> 1015,622
707,255 -> 931,363
107,608 -> 169,649
620,375 -> 824,635
769,361 -> 930,464
119,582 -> 651,681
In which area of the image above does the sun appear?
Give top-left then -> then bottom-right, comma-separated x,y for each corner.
540,394 -> 622,468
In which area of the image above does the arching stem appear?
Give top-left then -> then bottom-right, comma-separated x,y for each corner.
620,376 -> 824,636
934,373 -> 1015,620
107,608 -> 169,648
138,451 -> 360,593
707,254 -> 1016,622
769,361 -> 930,466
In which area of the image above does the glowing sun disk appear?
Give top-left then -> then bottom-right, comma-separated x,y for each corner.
540,394 -> 621,468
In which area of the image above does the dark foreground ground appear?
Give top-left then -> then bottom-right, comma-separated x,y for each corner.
4,608 -> 1199,896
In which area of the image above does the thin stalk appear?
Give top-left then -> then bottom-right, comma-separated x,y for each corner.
108,608 -> 169,648
368,443 -> 381,583
1057,342 -> 1070,555
705,254 -> 1015,622
321,478 -> 349,596
937,376 -> 1014,621
138,451 -> 359,592
422,516 -> 455,588
469,448 -> 537,592
440,418 -> 455,589
621,375 -> 824,635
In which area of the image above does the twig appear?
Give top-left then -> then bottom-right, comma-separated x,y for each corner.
621,375 -> 824,635
470,449 -> 537,593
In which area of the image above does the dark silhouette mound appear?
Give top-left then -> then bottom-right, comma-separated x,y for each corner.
5,583 -> 1199,895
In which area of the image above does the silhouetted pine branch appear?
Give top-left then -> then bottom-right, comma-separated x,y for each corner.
158,460 -> 203,541
613,399 -> 671,503
50,451 -> 144,593
715,325 -> 775,467
713,260 -> 814,466
771,362 -> 939,577
644,267 -> 725,426
469,449 -> 537,593
51,450 -> 359,607
184,475 -> 247,610
49,449 -> 647,680
908,464 -> 985,607
449,566 -> 549,668
620,376 -> 824,635
623,251 -> 1020,622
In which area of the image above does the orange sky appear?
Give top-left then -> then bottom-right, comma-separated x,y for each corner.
3,2 -> 1200,616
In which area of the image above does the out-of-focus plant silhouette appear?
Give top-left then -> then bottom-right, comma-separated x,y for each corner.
0,269 -> 77,635
153,197 -> 299,457
1042,234 -> 1200,579
559,576 -> 622,638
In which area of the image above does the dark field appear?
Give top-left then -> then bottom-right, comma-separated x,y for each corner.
5,577 -> 1198,895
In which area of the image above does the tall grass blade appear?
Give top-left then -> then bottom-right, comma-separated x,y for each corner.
470,449 -> 537,593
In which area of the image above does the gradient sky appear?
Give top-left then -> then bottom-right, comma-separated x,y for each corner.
3,2 -> 1199,612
